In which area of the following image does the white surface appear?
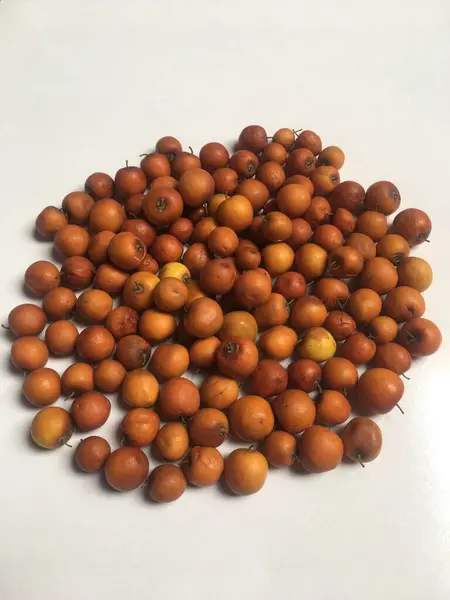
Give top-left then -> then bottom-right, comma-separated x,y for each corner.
1,1 -> 450,599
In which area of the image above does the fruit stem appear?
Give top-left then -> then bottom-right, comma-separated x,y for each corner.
356,452 -> 365,468
401,373 -> 411,380
1,324 -> 10,330
396,403 -> 405,415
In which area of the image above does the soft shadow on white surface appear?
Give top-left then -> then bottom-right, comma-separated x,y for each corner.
0,1 -> 450,600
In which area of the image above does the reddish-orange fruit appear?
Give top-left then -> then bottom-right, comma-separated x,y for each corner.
251,359 -> 288,398
261,242 -> 294,276
355,368 -> 404,414
87,231 -> 116,265
7,304 -> 46,337
75,436 -> 111,472
341,417 -> 382,465
216,338 -> 259,379
207,226 -> 239,257
339,332 -> 376,365
153,423 -> 189,462
273,127 -> 296,149
274,271 -> 307,301
76,326 -> 115,362
25,261 -> 60,296
397,257 -> 433,292
89,199 -> 125,234
294,130 -> 322,155
219,311 -> 258,341
259,325 -> 297,360
228,395 -> 274,441
367,316 -> 398,345
115,334 -> 151,370
356,211 -> 388,241
70,391 -> 111,431
256,161 -> 286,193
272,389 -> 316,434
376,234 -> 410,265
121,369 -> 159,408
169,218 -> 194,244
189,336 -> 221,370
139,309 -> 176,343
143,186 -> 184,226
121,219 -> 156,249
104,447 -> 149,492
159,377 -> 200,420
60,256 -> 95,291
224,449 -> 268,495
383,286 -> 425,322
310,166 -> 340,196
23,368 -> 61,407
122,271 -> 160,312
346,233 -> 376,261
150,343 -> 189,379
261,212 -> 293,243
107,231 -> 146,271
35,206 -> 67,238
192,216 -> 217,243
287,218 -> 313,249
261,431 -> 296,467
61,363 -> 94,396
359,257 -> 398,294
286,148 -> 316,177
297,425 -> 344,473
261,142 -> 287,165
94,263 -> 128,296
303,196 -> 331,229
332,207 -> 356,236
290,296 -> 327,330
62,191 -> 94,225
152,277 -> 188,312
235,179 -> 269,212
283,174 -> 314,195
199,142 -> 230,172
182,242 -> 210,277
235,239 -> 261,270
233,268 -> 272,307
94,359 -> 126,393
374,343 -> 412,375
238,124 -> 268,153
346,288 -> 382,324
212,167 -> 238,194
276,184 -> 311,219
121,408 -> 160,446
30,406 -> 73,449
140,152 -> 171,181
200,374 -> 239,410
324,311 -> 356,341
228,149 -> 259,179
364,181 -> 401,215
183,447 -> 224,487
392,208 -> 432,245
314,278 -> 349,310
184,297 -> 224,338
397,318 -> 442,356
85,172 -> 114,200
45,320 -> 78,356
54,224 -> 90,257
76,289 -> 113,323
328,246 -> 364,278
188,408 -> 229,447
147,464 -> 187,503
321,357 -> 358,390
288,358 -> 322,392
42,288 -> 77,321
253,293 -> 290,330
317,145 -> 345,169
151,234 -> 183,264
156,135 -> 182,157
178,168 -> 215,207
294,243 -> 328,282
115,164 -> 147,198
216,194 -> 253,232
330,181 -> 365,214
315,390 -> 351,426
105,306 -> 138,340
312,224 -> 344,252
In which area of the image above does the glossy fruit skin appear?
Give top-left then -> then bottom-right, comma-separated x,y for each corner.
287,359 -> 322,393
224,449 -> 268,496
312,224 -> 344,252
25,261 -> 60,296
147,464 -> 187,503
383,286 -> 425,322
234,268 -> 272,308
346,233 -> 376,261
359,257 -> 398,295
303,197 -> 331,229
87,231 -> 116,265
159,377 -> 200,421
76,326 -> 115,363
199,257 -> 237,295
261,431 -> 296,467
31,407 -> 73,449
200,375 -> 239,410
11,336 -> 49,371
44,320 -> 77,360
89,199 -> 125,234
339,332 -> 376,365
115,335 -> 151,370
138,309 -> 176,343
314,277 -> 349,310
341,417 -> 382,464
188,408 -> 229,447
238,125 -> 268,153
156,135 -> 182,157
315,390 -> 351,426
356,211 -> 388,241
54,225 -> 90,258
121,219 -> 156,249
216,194 -> 253,232
183,446 -> 224,487
216,338 -> 259,379
367,316 -> 398,345
272,389 -> 316,434
286,148 -> 315,177
150,343 -> 189,380
153,422 -> 190,462
115,165 -> 147,199
75,436 -> 111,472
76,289 -> 113,323
70,391 -> 111,431
324,311 -> 356,342
199,142 -> 230,172
294,243 -> 328,282
104,447 -> 149,492
60,256 -> 96,291
317,145 -> 345,170
23,368 -> 61,407
143,186 -> 184,226
392,208 -> 432,246
346,288 -> 382,324
61,363 -> 94,396
355,368 -> 404,414
329,181 -> 365,214
328,246 -> 364,279
374,343 -> 412,375
251,359 -> 288,398
35,206 -> 68,238
229,150 -> 259,179
397,318 -> 442,356
122,369 -> 159,408
121,408 -> 160,446
332,208 -> 356,236
297,426 -> 344,473
8,304 -> 46,337
290,296 -> 327,331
321,357 -> 358,390
107,231 -> 146,271
85,172 -> 115,200
287,219 -> 313,249
184,297 -> 224,338
212,168 -> 238,194
297,327 -> 336,362
106,306 -> 139,340
273,271 -> 307,301
294,130 -> 322,155
62,191 -> 95,225
364,181 -> 401,215
228,395 -> 274,441
397,257 -> 433,292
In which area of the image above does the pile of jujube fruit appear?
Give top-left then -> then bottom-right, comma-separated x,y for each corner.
6,125 -> 442,502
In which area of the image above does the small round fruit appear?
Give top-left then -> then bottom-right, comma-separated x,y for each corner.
216,194 -> 253,232
114,164 -> 147,198
11,336 -> 49,371
121,219 -> 156,249
199,258 -> 237,295
376,234 -> 410,265
106,306 -> 139,340
238,124 -> 268,153
339,332 -> 376,365
273,271 -> 306,301
259,325 -> 297,360
397,318 -> 442,356
235,179 -> 269,212
346,233 -> 376,261
286,148 -> 315,177
107,231 -> 145,271
122,369 -> 159,408
76,289 -> 113,323
314,278 -> 349,310
70,391 -> 111,431
328,246 -> 364,278
25,261 -> 60,296
294,130 -> 322,155
313,224 -> 344,252
216,338 -> 259,379
324,311 -> 356,342
317,145 -> 345,169
183,447 -> 224,487
147,464 -> 187,503
23,368 -> 61,407
156,135 -> 182,156
115,334 -> 151,370
184,297 -> 224,338
93,360 -> 126,393
233,268 -> 272,307
31,407 -> 73,449
7,304 -> 46,337
199,142 -> 230,172
392,208 -> 432,246
140,152 -> 171,180
355,368 -> 404,414
138,309 -> 176,343
310,166 -> 340,196
35,206 -> 67,238
298,425 -> 343,473
121,408 -> 160,446
359,257 -> 398,295
85,172 -> 114,200
94,263 -> 128,296
61,363 -> 94,396
329,181 -> 365,214
294,243 -> 328,282
224,449 -> 268,496
104,447 -> 149,491
287,359 -> 322,393
169,218 -> 194,244
207,226 -> 239,257
290,296 -> 327,330
212,167 -> 238,194
200,375 -> 239,410
153,423 -> 189,462
150,343 -> 189,379
45,320 -> 78,356
62,191 -> 95,224
88,199 -> 125,234
276,184 -> 311,219
346,288 -> 382,324
219,311 -> 258,341
189,336 -> 220,369
75,436 -> 111,472
76,326 -> 115,362
374,343 -> 412,375
287,218 -> 313,249
332,207 -> 356,236
341,417 -> 382,465
397,257 -> 433,292
153,278 -> 188,312
43,287 -> 77,321
178,168 -> 215,207
188,408 -> 229,447
143,186 -> 184,227
261,242 -> 295,276
303,196 -> 331,229
315,390 -> 351,426
365,181 -> 401,215
272,389 -> 316,434
261,431 -> 296,467
367,316 -> 398,345
122,272 -> 160,312
54,225 -> 90,258
159,377 -> 200,420
321,357 -> 358,390
383,286 -> 425,322
250,359 -> 288,398
297,327 -> 336,362
356,211 -> 388,241
60,256 -> 96,290
228,395 -> 274,441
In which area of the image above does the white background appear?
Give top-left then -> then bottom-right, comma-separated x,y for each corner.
1,1 -> 450,599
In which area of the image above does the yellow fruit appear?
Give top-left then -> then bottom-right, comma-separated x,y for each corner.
297,327 -> 336,362
159,262 -> 191,283
31,407 -> 73,449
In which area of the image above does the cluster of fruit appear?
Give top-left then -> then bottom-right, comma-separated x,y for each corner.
6,125 -> 442,502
